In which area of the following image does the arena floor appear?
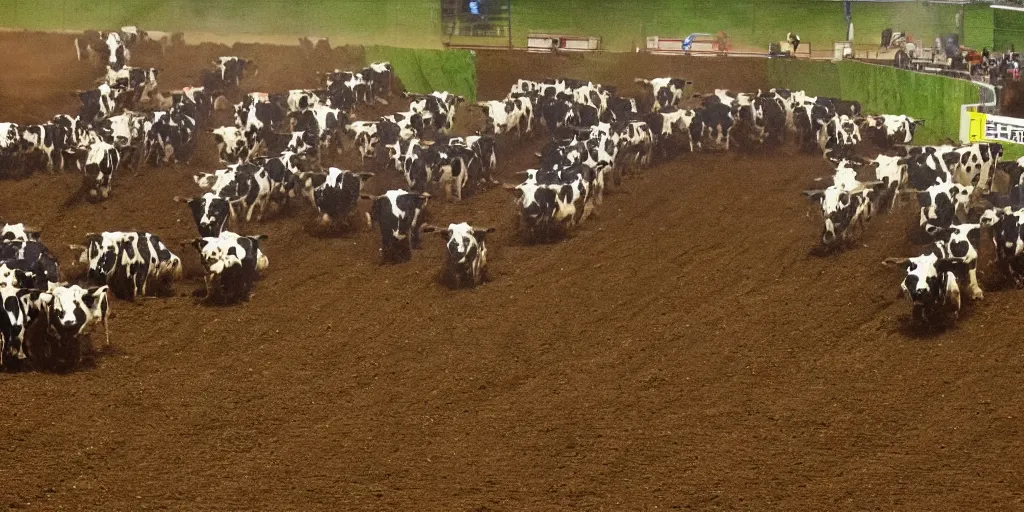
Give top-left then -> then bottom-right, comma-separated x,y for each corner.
1,33 -> 1022,511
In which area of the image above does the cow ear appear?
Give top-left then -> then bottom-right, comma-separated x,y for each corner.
882,257 -> 912,270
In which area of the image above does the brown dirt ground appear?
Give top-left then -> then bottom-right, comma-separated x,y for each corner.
1,32 -> 1023,511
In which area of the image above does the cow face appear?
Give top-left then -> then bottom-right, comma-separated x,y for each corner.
1,223 -> 41,243
981,207 -> 1024,259
441,223 -> 493,267
0,262 -> 35,290
48,285 -> 100,336
899,253 -> 962,307
177,194 -> 229,238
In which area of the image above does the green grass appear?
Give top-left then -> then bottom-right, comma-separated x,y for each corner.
0,0 -> 443,48
509,0 -> 966,53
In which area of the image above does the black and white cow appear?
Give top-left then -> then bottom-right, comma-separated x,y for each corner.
144,107 -> 197,166
78,84 -> 121,124
861,114 -> 924,148
43,284 -> 112,355
363,190 -> 431,263
981,206 -> 1024,287
918,180 -> 974,237
603,95 -> 640,125
214,57 -> 253,87
792,101 -> 835,153
933,223 -> 984,300
257,151 -> 306,209
510,169 -> 592,243
1,123 -> 22,165
901,148 -> 953,191
286,89 -> 326,114
942,142 -> 1003,193
0,286 -> 29,366
71,231 -> 182,300
299,168 -> 375,228
52,115 -> 87,171
634,77 -> 691,111
698,103 -> 734,151
189,232 -> 268,304
175,193 -> 231,237
106,66 -> 159,105
0,223 -> 41,243
408,91 -> 465,135
803,167 -> 882,249
424,222 -> 495,288
20,123 -> 60,171
378,112 -> 425,146
465,134 -> 498,185
886,242 -> 968,325
81,137 -> 121,200
105,32 -> 129,71
477,97 -> 533,137
212,126 -> 251,164
866,153 -> 909,211
0,240 -> 61,288
364,62 -> 395,101
291,104 -> 344,156
194,163 -> 272,223
620,121 -> 655,169
817,114 -> 862,161
345,121 -> 380,164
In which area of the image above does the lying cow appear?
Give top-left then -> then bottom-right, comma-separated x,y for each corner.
423,223 -> 495,289
71,231 -> 182,300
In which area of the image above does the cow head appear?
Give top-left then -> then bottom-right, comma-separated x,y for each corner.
48,285 -> 107,337
888,252 -> 964,306
0,261 -> 36,290
981,207 -> 1024,259
175,194 -> 229,238
1,223 -> 41,243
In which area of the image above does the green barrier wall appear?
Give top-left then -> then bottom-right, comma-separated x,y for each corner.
768,60 -> 980,145
364,46 -> 477,102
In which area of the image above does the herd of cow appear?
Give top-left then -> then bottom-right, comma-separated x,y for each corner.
791,94 -> 1024,327
5,26 -> 1024,370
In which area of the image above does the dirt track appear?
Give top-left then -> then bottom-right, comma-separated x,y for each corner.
1,32 -> 1023,511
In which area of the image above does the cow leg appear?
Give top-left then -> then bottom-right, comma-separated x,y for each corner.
968,266 -> 984,300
